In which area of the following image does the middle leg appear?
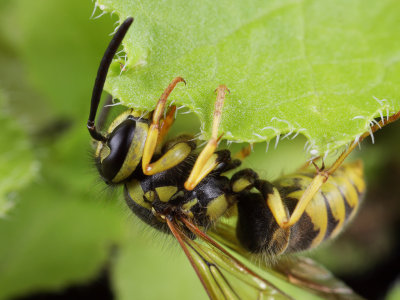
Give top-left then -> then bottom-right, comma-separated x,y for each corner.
142,77 -> 186,175
231,169 -> 289,227
184,85 -> 229,190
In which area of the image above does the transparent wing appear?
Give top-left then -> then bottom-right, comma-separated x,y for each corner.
166,217 -> 293,300
210,215 -> 364,300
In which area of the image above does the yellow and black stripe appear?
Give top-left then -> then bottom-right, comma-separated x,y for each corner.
233,161 -> 365,255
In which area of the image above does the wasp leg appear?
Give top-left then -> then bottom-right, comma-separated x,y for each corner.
230,169 -> 258,193
155,105 -> 177,153
142,77 -> 186,175
184,85 -> 229,191
296,156 -> 321,172
231,169 -> 290,226
233,110 -> 400,229
211,149 -> 241,174
276,110 -> 400,229
233,144 -> 252,161
230,169 -> 291,253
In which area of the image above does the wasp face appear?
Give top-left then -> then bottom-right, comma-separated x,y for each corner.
95,110 -> 149,184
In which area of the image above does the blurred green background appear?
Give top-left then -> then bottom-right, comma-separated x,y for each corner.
0,1 -> 399,299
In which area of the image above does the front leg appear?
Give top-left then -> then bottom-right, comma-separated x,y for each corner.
142,77 -> 186,175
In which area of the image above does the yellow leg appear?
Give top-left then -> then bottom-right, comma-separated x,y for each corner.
155,105 -> 177,153
266,187 -> 289,227
142,77 -> 186,175
280,173 -> 327,228
274,110 -> 400,229
184,85 -> 229,191
297,156 -> 321,172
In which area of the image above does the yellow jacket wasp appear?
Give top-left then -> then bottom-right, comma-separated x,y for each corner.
87,17 -> 400,299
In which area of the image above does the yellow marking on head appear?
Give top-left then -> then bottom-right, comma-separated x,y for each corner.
93,109 -> 150,183
108,109 -> 149,133
96,143 -> 110,162
155,186 -> 178,202
95,141 -> 102,158
126,180 -> 151,210
206,194 -> 229,221
232,178 -> 253,193
112,122 -> 149,183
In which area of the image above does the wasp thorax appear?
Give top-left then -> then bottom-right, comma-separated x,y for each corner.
95,112 -> 149,184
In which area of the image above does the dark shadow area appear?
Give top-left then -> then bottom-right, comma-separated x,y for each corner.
13,270 -> 113,300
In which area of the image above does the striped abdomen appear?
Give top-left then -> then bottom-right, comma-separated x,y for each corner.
275,160 -> 365,253
235,161 -> 365,255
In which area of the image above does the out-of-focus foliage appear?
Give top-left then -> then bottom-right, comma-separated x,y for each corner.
387,282 -> 400,300
0,92 -> 37,217
0,0 -> 398,299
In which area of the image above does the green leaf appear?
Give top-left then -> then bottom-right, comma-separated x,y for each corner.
0,92 -> 37,217
98,0 -> 400,156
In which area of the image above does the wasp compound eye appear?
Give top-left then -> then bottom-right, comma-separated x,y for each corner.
96,115 -> 149,184
100,118 -> 136,181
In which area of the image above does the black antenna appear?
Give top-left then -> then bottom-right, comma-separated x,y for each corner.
87,17 -> 134,141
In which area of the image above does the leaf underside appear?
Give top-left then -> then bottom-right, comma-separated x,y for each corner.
96,0 -> 400,157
